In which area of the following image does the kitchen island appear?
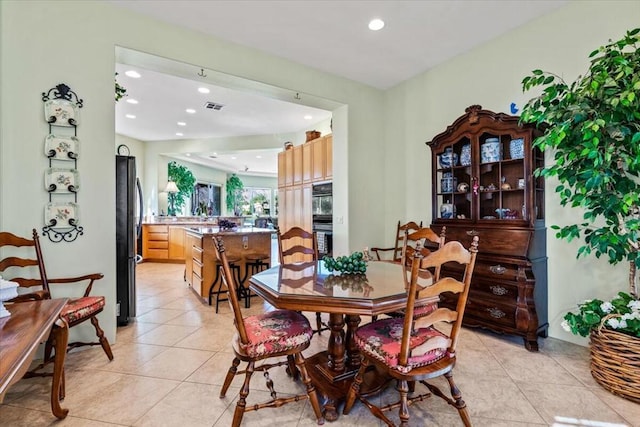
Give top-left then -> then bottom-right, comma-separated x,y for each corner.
141,216 -> 249,262
184,226 -> 274,303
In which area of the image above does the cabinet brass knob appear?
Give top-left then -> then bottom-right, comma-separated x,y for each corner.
466,230 -> 479,236
486,308 -> 506,319
489,265 -> 506,275
490,285 -> 508,296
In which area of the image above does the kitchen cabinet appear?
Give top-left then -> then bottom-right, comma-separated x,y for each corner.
142,224 -> 169,260
426,105 -> 547,351
141,224 -> 186,262
168,226 -> 185,260
277,135 -> 331,235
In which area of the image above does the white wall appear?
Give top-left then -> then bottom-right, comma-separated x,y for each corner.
0,0 -> 384,343
385,0 -> 640,344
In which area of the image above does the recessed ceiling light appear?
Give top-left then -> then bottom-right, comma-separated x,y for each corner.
304,115 -> 312,120
368,18 -> 385,31
197,87 -> 210,94
256,155 -> 262,159
126,98 -> 139,104
125,70 -> 141,78
175,132 -> 183,136
177,121 -> 186,126
125,114 -> 136,119
231,156 -> 237,160
185,108 -> 196,114
185,153 -> 191,156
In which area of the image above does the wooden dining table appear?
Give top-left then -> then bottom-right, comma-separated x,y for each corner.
0,299 -> 69,419
249,260 -> 433,421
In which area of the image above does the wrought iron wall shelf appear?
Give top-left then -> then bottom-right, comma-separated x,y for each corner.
41,83 -> 83,243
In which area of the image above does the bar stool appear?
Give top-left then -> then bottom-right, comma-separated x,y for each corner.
240,252 -> 270,308
209,256 -> 245,313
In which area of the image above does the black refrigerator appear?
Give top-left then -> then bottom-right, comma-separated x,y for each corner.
116,155 -> 142,326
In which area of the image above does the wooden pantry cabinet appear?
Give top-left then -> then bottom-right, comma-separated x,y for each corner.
278,134 -> 332,235
426,105 -> 547,351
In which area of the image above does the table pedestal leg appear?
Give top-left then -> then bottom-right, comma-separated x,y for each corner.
327,313 -> 345,371
50,317 -> 69,419
345,315 -> 361,370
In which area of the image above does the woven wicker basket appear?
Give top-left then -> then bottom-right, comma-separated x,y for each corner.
589,326 -> 640,403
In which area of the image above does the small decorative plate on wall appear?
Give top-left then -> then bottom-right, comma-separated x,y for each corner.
44,99 -> 79,126
45,134 -> 79,160
45,168 -> 79,193
44,202 -> 79,228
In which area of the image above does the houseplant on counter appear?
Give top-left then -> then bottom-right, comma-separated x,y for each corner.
520,28 -> 640,403
167,161 -> 196,216
225,174 -> 244,216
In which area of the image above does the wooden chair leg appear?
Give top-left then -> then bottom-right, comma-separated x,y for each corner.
220,357 -> 241,398
315,312 -> 323,334
232,361 -> 255,427
294,352 -> 324,425
90,316 -> 114,361
398,379 -> 410,427
286,354 -> 300,380
343,358 -> 369,414
445,371 -> 471,427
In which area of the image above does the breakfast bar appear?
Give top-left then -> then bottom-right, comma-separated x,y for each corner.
184,226 -> 274,303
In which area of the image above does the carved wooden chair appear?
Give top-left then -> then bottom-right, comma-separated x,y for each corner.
386,226 -> 447,320
276,226 -> 327,334
0,229 -> 113,363
371,220 -> 423,262
343,237 -> 479,427
212,236 -> 324,427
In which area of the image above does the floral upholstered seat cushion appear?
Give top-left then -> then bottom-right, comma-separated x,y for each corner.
387,301 -> 438,319
241,309 -> 313,358
61,296 -> 105,324
355,317 -> 448,374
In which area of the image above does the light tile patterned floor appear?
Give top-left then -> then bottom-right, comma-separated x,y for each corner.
1,262 -> 639,426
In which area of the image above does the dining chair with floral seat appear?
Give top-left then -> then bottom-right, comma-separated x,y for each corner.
343,236 -> 479,427
212,236 -> 325,427
386,226 -> 447,320
276,226 -> 327,335
0,229 -> 113,365
370,220 -> 423,262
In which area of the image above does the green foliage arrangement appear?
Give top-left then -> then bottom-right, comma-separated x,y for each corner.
115,73 -> 127,102
226,174 -> 244,215
323,252 -> 367,274
562,292 -> 640,338
168,161 -> 196,216
520,28 -> 640,315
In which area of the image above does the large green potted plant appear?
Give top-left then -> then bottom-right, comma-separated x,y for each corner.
167,161 -> 196,216
225,174 -> 244,216
520,28 -> 640,403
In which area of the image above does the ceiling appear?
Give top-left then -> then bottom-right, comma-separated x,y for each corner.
111,0 -> 568,176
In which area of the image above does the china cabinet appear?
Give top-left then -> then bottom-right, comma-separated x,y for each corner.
427,105 -> 547,351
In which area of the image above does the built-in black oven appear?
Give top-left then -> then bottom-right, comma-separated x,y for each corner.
312,183 -> 333,257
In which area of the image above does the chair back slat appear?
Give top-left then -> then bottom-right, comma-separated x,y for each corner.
0,229 -> 51,296
401,226 -> 446,283
398,236 -> 479,367
212,236 -> 249,344
277,227 -> 318,264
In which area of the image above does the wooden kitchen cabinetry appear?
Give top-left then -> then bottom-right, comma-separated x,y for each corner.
427,105 -> 547,351
142,224 -> 185,262
278,134 -> 331,234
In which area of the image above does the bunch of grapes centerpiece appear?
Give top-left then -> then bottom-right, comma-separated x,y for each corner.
323,251 -> 367,274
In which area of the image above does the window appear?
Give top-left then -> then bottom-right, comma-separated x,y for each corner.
191,183 -> 221,216
238,187 -> 273,216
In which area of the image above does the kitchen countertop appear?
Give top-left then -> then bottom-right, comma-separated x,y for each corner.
186,226 -> 274,235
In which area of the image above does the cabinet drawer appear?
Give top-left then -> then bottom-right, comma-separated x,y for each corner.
192,260 -> 203,278
442,293 -> 516,329
443,261 -> 520,282
192,246 -> 203,263
146,248 -> 168,259
440,227 -> 532,257
471,279 -> 518,303
192,273 -> 202,292
147,240 -> 168,249
146,225 -> 168,233
148,232 -> 169,241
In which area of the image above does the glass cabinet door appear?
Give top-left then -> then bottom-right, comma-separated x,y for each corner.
435,137 -> 472,221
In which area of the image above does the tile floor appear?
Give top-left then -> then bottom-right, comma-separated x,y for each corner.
1,262 -> 639,427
